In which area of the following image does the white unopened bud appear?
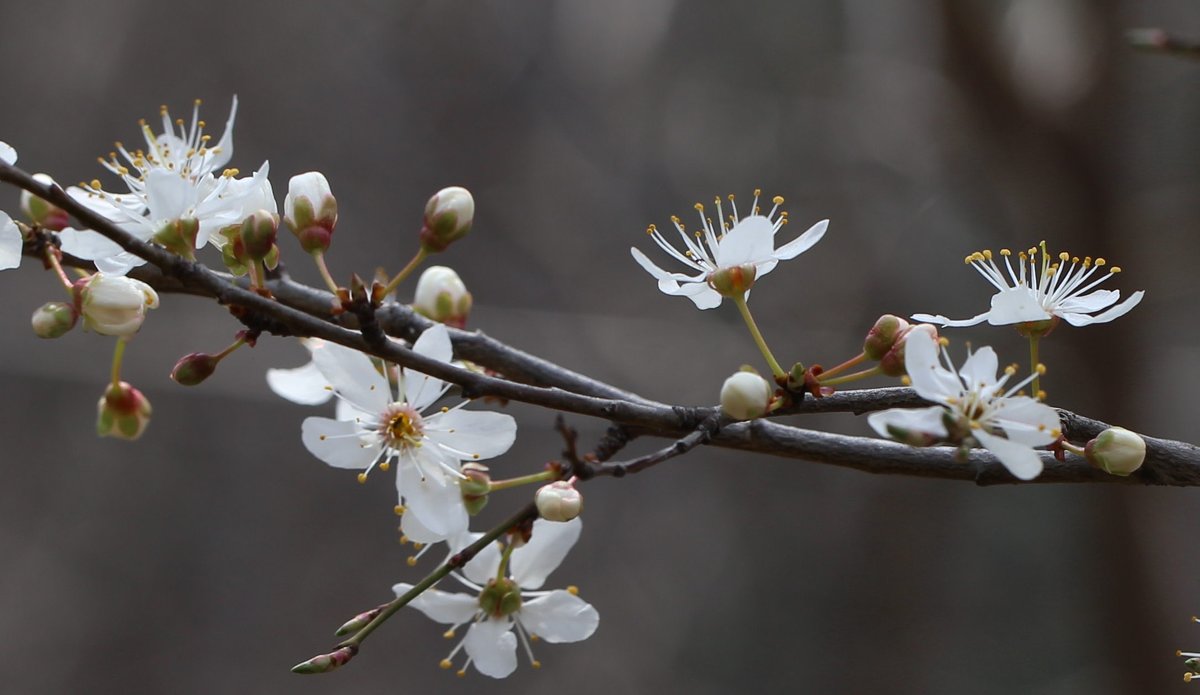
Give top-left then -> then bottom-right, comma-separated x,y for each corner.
284,172 -> 337,253
80,274 -> 159,338
20,174 -> 70,231
720,370 -> 773,420
31,301 -> 77,339
535,481 -> 583,522
413,266 -> 472,328
419,186 -> 474,253
1085,427 -> 1146,476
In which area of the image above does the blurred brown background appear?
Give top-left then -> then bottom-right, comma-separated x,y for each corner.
0,1 -> 1197,693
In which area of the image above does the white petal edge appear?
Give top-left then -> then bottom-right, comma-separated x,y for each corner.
393,582 -> 479,625
0,212 -> 20,270
867,406 -> 948,440
974,428 -> 1044,481
511,517 -> 582,590
266,360 -> 334,405
772,219 -> 828,260
300,417 -> 381,470
424,409 -> 517,462
463,619 -> 518,679
520,590 -> 599,643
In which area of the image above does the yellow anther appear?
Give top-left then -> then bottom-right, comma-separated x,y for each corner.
472,453 -> 481,459
963,255 -> 973,264
530,634 -> 540,642
900,375 -> 912,386
159,105 -> 168,114
175,118 -> 184,127
567,585 -> 579,595
439,659 -> 453,670
982,249 -> 993,260
394,505 -> 405,516
753,188 -> 762,196
937,337 -> 950,346
1004,365 -> 1017,376
1019,251 -> 1028,261
319,435 -> 327,441
356,472 -> 368,484
197,119 -> 206,128
1000,248 -> 1011,256
456,669 -> 466,678
670,215 -> 680,223
406,556 -> 417,566
531,660 -> 542,669
1110,266 -> 1121,273
194,98 -> 202,106
1036,389 -> 1048,401
1071,256 -> 1079,264
1059,252 -> 1069,261
772,195 -> 784,205
1035,363 -> 1047,375
443,628 -> 455,639
693,202 -> 704,211
399,535 -> 409,544
413,542 -> 424,551
379,461 -> 391,472
727,194 -> 735,201
1050,428 -> 1061,438
1187,673 -> 1195,683
1095,258 -> 1106,266
200,134 -> 212,142
90,179 -> 102,189
779,218 -> 788,224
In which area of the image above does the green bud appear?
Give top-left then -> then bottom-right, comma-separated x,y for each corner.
291,646 -> 357,674
460,462 -> 491,516
239,209 -> 278,261
31,301 -> 76,339
170,352 -> 219,386
20,174 -> 69,231
1085,426 -> 1146,476
864,314 -> 910,361
414,266 -> 473,328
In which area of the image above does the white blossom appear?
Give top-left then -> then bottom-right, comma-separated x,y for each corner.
396,517 -> 598,678
630,190 -> 828,309
867,330 -> 1061,480
913,243 -> 1144,329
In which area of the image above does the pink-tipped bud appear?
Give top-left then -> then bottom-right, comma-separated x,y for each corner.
291,646 -> 358,675
460,462 -> 491,516
239,209 -> 279,262
31,301 -> 77,339
80,274 -> 159,338
413,266 -> 472,328
334,605 -> 385,637
1085,427 -> 1146,476
96,381 -> 152,441
863,314 -> 910,361
879,323 -> 939,377
720,369 -> 773,420
535,481 -> 583,522
170,352 -> 219,386
21,174 -> 69,231
419,186 -> 474,253
284,172 -> 337,254
707,263 -> 757,298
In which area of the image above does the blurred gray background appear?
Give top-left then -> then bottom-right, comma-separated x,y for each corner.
0,0 -> 1197,693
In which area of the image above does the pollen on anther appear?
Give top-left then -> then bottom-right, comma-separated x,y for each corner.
319,435 -> 328,441
693,202 -> 704,211
1036,390 -> 1048,401
394,505 -> 405,516
1110,266 -> 1122,274
379,461 -> 391,472
900,375 -> 912,386
1035,364 -> 1047,375
772,195 -> 784,205
1095,258 -> 1106,267
531,660 -> 542,669
439,658 -> 453,670
356,472 -> 368,484
406,556 -> 417,567
567,585 -> 579,595
456,669 -> 466,677
1000,248 -> 1011,256
443,628 -> 455,639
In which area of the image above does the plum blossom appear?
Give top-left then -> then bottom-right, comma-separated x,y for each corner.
298,324 -> 516,543
631,190 -> 828,309
396,517 -> 598,678
0,144 -> 21,270
913,243 -> 1144,329
867,329 -> 1061,480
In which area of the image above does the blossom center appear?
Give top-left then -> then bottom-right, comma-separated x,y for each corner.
382,403 -> 425,449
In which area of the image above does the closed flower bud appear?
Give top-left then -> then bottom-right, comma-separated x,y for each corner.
879,323 -> 939,377
419,186 -> 474,253
31,301 -> 76,339
170,352 -> 219,386
20,174 -> 69,231
96,381 -> 152,440
413,266 -> 472,328
864,314 -> 910,361
80,274 -> 159,338
720,370 -> 773,420
239,209 -> 279,262
1085,426 -> 1146,476
707,263 -> 757,298
535,481 -> 583,522
284,172 -> 337,254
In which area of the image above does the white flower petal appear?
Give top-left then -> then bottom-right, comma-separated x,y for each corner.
1059,290 -> 1144,326
520,590 -> 599,643
987,286 -> 1051,325
1056,289 -> 1119,313
144,169 -> 192,222
958,346 -> 999,391
0,211 -> 21,270
902,330 -> 960,404
772,219 -> 828,260
910,311 -> 991,328
630,247 -> 697,282
0,141 -> 15,165
991,398 -> 1060,447
398,449 -> 468,542
393,582 -> 479,625
402,325 -> 453,409
266,360 -> 333,405
300,417 -> 381,470
58,227 -> 127,262
974,428 -> 1044,480
449,531 -> 503,586
713,215 -> 774,267
310,341 -> 390,412
510,517 -> 582,590
867,406 -> 948,440
463,619 -> 518,679
670,281 -> 723,310
425,409 -> 517,462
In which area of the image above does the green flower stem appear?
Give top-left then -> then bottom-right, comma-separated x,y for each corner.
110,338 -> 128,387
247,259 -> 264,290
1060,440 -> 1086,456
43,247 -> 76,296
817,364 -> 884,387
214,336 -> 247,362
311,250 -> 341,294
731,294 -> 785,380
489,469 -> 558,492
1028,334 -> 1041,397
816,352 -> 867,380
496,543 -> 516,582
380,247 -> 428,298
325,502 -> 536,658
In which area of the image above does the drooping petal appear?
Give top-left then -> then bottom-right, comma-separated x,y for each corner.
867,406 -> 949,440
958,346 -> 999,392
510,517 -> 582,590
713,215 -> 774,267
520,591 -> 599,643
398,448 -> 469,542
986,286 -> 1051,325
902,330 -> 961,404
424,409 -> 517,462
0,212 -> 21,270
310,341 -> 390,413
772,219 -> 828,260
974,428 -> 1044,481
630,247 -> 701,282
910,311 -> 991,328
463,618 -> 518,679
393,582 -> 479,625
300,417 -> 381,470
1059,290 -> 1144,326
266,360 -> 333,405
669,280 -> 723,310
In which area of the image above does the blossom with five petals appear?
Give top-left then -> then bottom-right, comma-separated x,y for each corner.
630,190 -> 828,309
298,324 -> 516,543
912,243 -> 1144,329
867,329 -> 1061,480
396,517 -> 598,678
